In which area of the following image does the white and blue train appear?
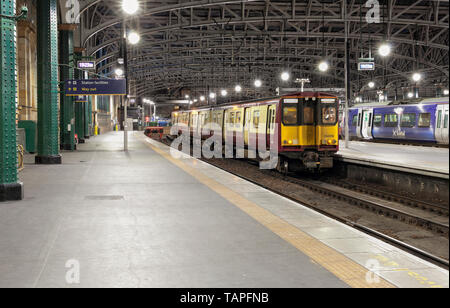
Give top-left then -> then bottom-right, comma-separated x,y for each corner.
341,97 -> 449,146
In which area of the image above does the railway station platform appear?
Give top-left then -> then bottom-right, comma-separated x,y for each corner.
0,132 -> 448,288
336,142 -> 449,179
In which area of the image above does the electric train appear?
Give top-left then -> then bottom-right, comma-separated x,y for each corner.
171,92 -> 340,173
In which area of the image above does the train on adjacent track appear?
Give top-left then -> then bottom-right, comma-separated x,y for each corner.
171,92 -> 340,173
341,97 -> 449,146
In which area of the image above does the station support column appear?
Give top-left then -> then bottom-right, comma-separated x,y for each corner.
74,50 -> 86,144
36,0 -> 62,164
59,25 -> 76,151
84,96 -> 90,139
0,0 -> 24,201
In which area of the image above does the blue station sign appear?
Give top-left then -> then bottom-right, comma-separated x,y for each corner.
65,79 -> 126,96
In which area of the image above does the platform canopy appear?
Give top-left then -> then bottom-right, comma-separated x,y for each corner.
77,0 -> 449,103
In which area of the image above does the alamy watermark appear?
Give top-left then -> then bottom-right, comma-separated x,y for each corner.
65,259 -> 80,285
365,259 -> 382,285
366,0 -> 381,24
170,123 -> 279,170
64,0 -> 80,24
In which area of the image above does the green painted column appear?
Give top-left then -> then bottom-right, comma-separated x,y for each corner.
88,96 -> 93,126
84,96 -> 90,139
74,51 -> 86,143
36,0 -> 61,164
59,28 -> 76,151
0,0 -> 24,201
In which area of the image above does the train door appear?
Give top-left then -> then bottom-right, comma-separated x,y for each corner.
198,113 -> 205,136
436,104 -> 449,144
267,105 -> 277,148
223,110 -> 230,143
361,108 -> 374,140
259,106 -> 268,149
244,108 -> 251,145
445,105 -> 449,145
356,109 -> 363,139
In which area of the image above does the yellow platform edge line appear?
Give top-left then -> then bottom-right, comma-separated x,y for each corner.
142,136 -> 396,289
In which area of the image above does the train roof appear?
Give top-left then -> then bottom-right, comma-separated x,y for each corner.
174,92 -> 338,113
350,96 -> 449,109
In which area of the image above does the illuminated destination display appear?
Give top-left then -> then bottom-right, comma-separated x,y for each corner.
77,61 -> 96,69
358,62 -> 376,71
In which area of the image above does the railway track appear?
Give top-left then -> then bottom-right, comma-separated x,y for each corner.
323,177 -> 449,217
205,159 -> 449,268
274,173 -> 449,237
157,136 -> 449,268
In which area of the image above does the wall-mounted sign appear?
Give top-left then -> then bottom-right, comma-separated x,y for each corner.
358,62 -> 375,71
77,61 -> 96,70
65,79 -> 126,96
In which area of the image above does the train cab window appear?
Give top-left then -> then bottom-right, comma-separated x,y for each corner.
374,115 -> 382,127
253,110 -> 260,129
283,106 -> 298,125
322,107 -> 337,125
320,98 -> 338,125
384,114 -> 398,127
401,113 -> 417,128
418,113 -> 431,128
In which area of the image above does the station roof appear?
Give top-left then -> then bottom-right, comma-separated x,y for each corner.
78,0 -> 449,102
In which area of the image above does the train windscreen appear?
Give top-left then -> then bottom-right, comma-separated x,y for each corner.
320,98 -> 338,126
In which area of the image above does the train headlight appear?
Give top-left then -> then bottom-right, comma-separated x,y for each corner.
327,139 -> 337,145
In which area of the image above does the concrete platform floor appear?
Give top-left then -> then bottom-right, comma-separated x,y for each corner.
1,132 -> 348,288
1,132 -> 447,288
337,141 -> 449,177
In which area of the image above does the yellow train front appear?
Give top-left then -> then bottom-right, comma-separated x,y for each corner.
171,92 -> 340,173
277,92 -> 339,173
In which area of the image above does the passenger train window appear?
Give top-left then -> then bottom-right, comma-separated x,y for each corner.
230,112 -> 235,125
253,110 -> 260,129
418,113 -> 431,128
384,114 -> 398,127
352,115 -> 358,126
437,111 -> 442,129
374,115 -> 382,127
322,107 -> 337,125
236,112 -> 242,127
401,113 -> 416,128
270,109 -> 276,129
445,112 -> 449,129
283,107 -> 298,125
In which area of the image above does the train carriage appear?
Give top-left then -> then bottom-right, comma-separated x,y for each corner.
345,97 -> 449,145
171,92 -> 340,173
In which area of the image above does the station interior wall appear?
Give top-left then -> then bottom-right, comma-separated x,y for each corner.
17,0 -> 38,123
14,0 -> 120,138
